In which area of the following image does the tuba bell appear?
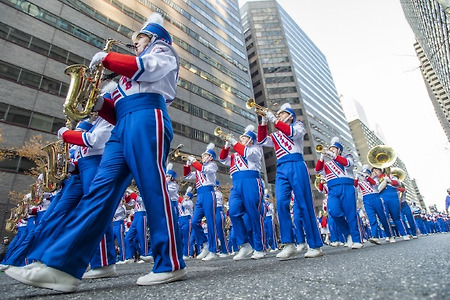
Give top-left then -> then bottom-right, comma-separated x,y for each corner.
64,39 -> 126,122
367,145 -> 397,170
390,167 -> 406,182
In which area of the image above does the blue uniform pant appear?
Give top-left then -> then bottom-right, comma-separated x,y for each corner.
178,215 -> 192,257
192,186 -> 217,253
363,193 -> 392,238
293,200 -> 306,244
125,211 -> 148,259
2,226 -> 27,264
264,216 -> 277,250
415,218 -> 427,235
216,207 -> 229,254
36,98 -> 184,279
380,186 -> 407,236
227,226 -> 239,252
113,220 -> 126,261
90,223 -> 116,269
327,182 -> 362,243
400,202 -> 417,236
275,155 -> 323,249
228,171 -> 265,251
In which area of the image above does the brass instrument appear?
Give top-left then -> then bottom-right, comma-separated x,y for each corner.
64,39 -> 125,122
214,127 -> 235,141
390,167 -> 406,182
30,182 -> 43,205
41,141 -> 70,190
246,98 -> 271,117
171,149 -> 201,161
314,174 -> 326,190
315,144 -> 329,154
5,208 -> 17,232
367,145 -> 397,170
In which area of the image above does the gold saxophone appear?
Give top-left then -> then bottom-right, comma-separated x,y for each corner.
5,208 -> 17,232
41,141 -> 69,191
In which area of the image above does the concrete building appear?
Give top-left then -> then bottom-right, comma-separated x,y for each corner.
400,0 -> 450,141
0,0 -> 254,237
240,0 -> 356,210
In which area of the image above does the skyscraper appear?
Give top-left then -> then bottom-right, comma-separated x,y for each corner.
240,0 -> 357,208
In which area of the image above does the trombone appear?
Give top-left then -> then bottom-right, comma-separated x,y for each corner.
214,127 -> 235,141
246,98 -> 271,117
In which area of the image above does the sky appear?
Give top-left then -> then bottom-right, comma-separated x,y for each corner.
239,0 -> 450,211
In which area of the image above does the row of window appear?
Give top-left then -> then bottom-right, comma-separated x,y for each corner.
0,102 -> 65,134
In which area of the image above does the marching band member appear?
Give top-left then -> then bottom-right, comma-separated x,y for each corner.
112,200 -> 127,264
398,184 -> 418,239
214,181 -> 230,257
258,103 -> 323,259
445,188 -> 450,213
6,12 -> 185,291
219,125 -> 266,260
315,137 -> 363,249
263,191 -> 278,252
371,167 -> 410,241
183,143 -> 218,261
124,190 -> 152,263
178,187 -> 194,259
354,165 -> 393,244
166,163 -> 180,219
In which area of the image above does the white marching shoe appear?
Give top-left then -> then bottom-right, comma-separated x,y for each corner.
201,252 -> 217,261
218,253 -> 229,258
136,268 -> 187,286
389,237 -> 396,243
296,243 -> 307,252
0,264 -> 10,271
6,265 -> 80,292
351,242 -> 364,249
250,250 -> 266,260
304,248 -> 323,258
276,244 -> 298,260
344,235 -> 353,247
140,255 -> 154,263
368,238 -> 381,245
403,235 -> 411,241
82,264 -> 117,279
196,244 -> 210,260
233,243 -> 253,261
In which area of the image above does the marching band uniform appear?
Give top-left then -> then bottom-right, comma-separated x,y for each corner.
1,218 -> 27,266
372,168 -> 409,240
354,166 -> 393,244
214,182 -> 229,256
445,188 -> 450,213
6,13 -> 185,290
166,163 -> 180,219
183,143 -> 218,261
412,204 -> 426,235
292,193 -> 307,251
124,192 -> 150,262
316,137 -> 363,249
113,201 -> 127,263
178,188 -> 194,258
258,104 -> 323,258
219,125 -> 265,260
398,187 -> 418,238
263,193 -> 278,251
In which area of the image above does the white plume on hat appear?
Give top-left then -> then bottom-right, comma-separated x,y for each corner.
244,125 -> 255,133
167,163 -> 173,171
264,189 -> 268,195
277,103 -> 291,114
145,12 -> 164,27
330,137 -> 340,144
206,143 -> 215,150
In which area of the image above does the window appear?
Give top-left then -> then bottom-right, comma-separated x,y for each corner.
5,106 -> 31,126
29,112 -> 53,131
0,157 -> 19,172
19,70 -> 41,88
29,37 -> 50,56
7,27 -> 30,47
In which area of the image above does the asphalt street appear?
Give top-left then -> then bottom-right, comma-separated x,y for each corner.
0,233 -> 449,300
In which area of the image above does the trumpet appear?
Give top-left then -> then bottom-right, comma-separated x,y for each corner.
171,149 -> 201,161
214,127 -> 235,141
246,98 -> 272,117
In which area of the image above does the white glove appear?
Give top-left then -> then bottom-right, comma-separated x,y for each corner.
265,111 -> 277,123
57,127 -> 69,139
187,156 -> 196,163
261,115 -> 267,124
325,150 -> 336,159
89,51 -> 108,68
227,137 -> 238,146
320,153 -> 324,161
224,141 -> 231,149
93,95 -> 104,112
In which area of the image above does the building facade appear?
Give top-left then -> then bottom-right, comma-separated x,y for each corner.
0,0 -> 255,237
400,0 -> 450,141
240,0 -> 356,209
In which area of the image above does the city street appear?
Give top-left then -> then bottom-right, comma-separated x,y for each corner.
0,233 -> 449,299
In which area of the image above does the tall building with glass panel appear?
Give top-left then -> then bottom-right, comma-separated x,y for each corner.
0,0 -> 254,237
241,0 -> 356,209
